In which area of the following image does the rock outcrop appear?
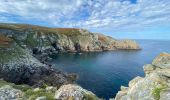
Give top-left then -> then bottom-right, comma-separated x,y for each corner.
115,53 -> 170,100
55,84 -> 99,100
0,85 -> 23,100
0,80 -> 99,100
0,34 -> 76,87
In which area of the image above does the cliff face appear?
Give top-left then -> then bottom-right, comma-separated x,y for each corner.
0,34 -> 76,87
0,23 -> 140,54
115,53 -> 170,100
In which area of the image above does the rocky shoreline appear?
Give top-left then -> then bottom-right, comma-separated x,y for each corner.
0,23 -> 142,100
115,53 -> 170,100
1,52 -> 170,100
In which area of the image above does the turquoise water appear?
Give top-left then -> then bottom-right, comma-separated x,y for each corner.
50,40 -> 170,99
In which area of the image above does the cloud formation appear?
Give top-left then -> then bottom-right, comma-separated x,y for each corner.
0,0 -> 170,31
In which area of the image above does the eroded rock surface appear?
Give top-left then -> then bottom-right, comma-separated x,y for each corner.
115,53 -> 170,100
0,85 -> 23,100
55,84 -> 99,100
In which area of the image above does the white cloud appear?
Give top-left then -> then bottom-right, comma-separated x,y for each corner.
0,0 -> 170,31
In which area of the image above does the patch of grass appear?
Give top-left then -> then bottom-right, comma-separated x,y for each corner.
0,80 -> 12,87
25,89 -> 55,100
12,84 -> 32,92
25,32 -> 38,48
0,80 -> 32,92
152,85 -> 167,100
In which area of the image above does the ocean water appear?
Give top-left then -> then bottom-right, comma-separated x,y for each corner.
50,39 -> 170,99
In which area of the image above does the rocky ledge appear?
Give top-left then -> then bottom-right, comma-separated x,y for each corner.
115,52 -> 170,100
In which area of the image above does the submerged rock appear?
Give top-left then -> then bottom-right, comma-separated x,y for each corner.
115,52 -> 170,100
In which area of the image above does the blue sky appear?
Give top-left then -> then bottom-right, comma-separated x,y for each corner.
0,0 -> 170,40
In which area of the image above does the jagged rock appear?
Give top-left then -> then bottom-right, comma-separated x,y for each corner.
115,53 -> 170,100
120,86 -> 128,91
152,53 -> 170,69
0,34 -> 76,88
0,85 -> 23,100
115,39 -> 140,50
55,84 -> 98,100
143,64 -> 156,75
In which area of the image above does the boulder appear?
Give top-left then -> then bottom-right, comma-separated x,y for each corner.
0,85 -> 23,100
55,84 -> 98,100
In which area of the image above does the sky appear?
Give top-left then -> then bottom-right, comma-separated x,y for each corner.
0,0 -> 170,40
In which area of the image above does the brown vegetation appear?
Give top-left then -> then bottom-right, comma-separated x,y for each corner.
0,34 -> 12,47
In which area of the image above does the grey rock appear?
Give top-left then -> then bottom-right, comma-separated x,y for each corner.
160,89 -> 170,100
152,53 -> 170,69
115,53 -> 170,100
55,84 -> 96,100
0,85 -> 23,100
143,64 -> 155,75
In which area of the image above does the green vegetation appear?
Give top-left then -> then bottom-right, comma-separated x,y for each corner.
25,32 -> 39,48
0,44 -> 27,64
0,80 -> 55,100
24,89 -> 55,100
84,94 -> 100,100
0,80 -> 31,91
152,84 -> 167,100
55,28 -> 83,36
0,23 -> 86,36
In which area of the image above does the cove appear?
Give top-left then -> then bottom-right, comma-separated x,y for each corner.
50,39 -> 170,99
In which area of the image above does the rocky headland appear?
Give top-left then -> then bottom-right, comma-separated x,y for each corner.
0,23 -> 141,100
115,52 -> 170,100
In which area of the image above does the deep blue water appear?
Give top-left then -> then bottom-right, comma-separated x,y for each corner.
50,40 -> 170,99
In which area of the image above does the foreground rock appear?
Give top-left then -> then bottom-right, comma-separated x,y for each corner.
115,53 -> 170,100
0,85 -> 23,100
0,80 -> 99,100
55,84 -> 99,100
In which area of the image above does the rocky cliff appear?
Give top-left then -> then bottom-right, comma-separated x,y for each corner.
0,23 -> 141,100
0,33 -> 76,88
0,23 -> 140,54
115,53 -> 170,100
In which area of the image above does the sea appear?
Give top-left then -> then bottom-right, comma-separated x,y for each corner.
50,39 -> 170,99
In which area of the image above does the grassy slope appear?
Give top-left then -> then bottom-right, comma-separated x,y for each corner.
0,23 -> 86,36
